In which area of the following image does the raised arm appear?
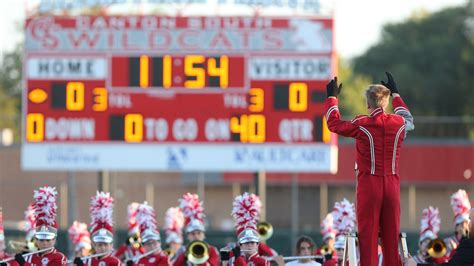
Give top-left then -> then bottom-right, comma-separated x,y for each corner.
381,72 -> 415,134
325,77 -> 360,138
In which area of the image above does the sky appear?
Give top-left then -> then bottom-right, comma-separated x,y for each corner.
0,0 -> 468,59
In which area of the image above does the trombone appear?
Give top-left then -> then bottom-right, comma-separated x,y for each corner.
187,240 -> 209,264
8,240 -> 37,252
427,238 -> 447,259
0,247 -> 54,263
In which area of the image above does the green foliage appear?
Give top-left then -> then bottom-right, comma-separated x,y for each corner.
0,47 -> 22,142
337,59 -> 372,117
353,6 -> 474,116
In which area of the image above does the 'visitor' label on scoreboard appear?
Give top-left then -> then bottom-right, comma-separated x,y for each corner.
249,56 -> 331,80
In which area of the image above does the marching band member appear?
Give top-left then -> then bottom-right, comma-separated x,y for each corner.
286,236 -> 321,266
22,205 -> 36,253
68,221 -> 92,257
75,191 -> 122,266
325,73 -> 414,266
164,207 -> 184,259
0,207 -> 19,266
324,199 -> 356,266
444,189 -> 471,259
411,206 -> 447,264
130,202 -> 168,266
116,203 -> 145,262
227,192 -> 271,266
14,186 -> 67,265
173,193 -> 219,266
316,214 -> 337,261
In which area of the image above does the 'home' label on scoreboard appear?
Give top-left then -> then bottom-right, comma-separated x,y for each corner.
27,57 -> 107,79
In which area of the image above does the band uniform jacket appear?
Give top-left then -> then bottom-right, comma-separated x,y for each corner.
441,237 -> 474,266
21,248 -> 67,265
115,244 -> 145,262
230,253 -> 269,266
134,252 -> 169,266
443,234 -> 460,259
83,253 -> 122,266
325,96 -> 414,176
0,253 -> 20,266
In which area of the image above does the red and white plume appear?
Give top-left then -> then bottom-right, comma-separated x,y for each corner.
127,202 -> 140,236
231,192 -> 262,234
320,213 -> 337,240
450,189 -> 472,224
90,191 -> 114,235
136,202 -> 158,234
68,221 -> 92,251
164,207 -> 184,244
179,193 -> 205,226
33,186 -> 58,229
24,204 -> 36,241
419,206 -> 440,242
332,198 -> 356,235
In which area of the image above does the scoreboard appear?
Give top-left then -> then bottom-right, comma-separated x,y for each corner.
22,16 -> 338,172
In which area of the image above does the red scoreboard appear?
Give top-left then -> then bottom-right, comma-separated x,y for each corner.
22,16 -> 338,172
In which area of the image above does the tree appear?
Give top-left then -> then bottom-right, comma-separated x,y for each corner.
0,47 -> 22,143
352,5 -> 474,117
337,59 -> 372,117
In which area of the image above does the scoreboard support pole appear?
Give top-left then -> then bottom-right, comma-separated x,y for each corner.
67,171 -> 77,256
98,171 -> 110,192
291,174 -> 299,254
255,171 -> 266,222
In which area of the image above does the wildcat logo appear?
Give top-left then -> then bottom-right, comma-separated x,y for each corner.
289,19 -> 332,52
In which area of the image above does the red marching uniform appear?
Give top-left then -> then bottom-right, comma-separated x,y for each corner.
230,253 -> 269,266
325,95 -> 414,266
83,253 -> 122,265
0,254 -> 20,266
115,244 -> 145,262
22,248 -> 67,265
134,253 -> 168,266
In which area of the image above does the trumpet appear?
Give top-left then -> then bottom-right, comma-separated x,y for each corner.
0,247 -> 54,263
163,247 -> 173,256
187,240 -> 209,264
427,238 -> 447,259
129,236 -> 141,249
257,222 -> 273,241
319,244 -> 333,256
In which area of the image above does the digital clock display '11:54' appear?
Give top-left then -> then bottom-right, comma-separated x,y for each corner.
111,55 -> 246,90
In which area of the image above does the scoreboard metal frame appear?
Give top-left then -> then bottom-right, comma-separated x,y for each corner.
22,15 -> 338,172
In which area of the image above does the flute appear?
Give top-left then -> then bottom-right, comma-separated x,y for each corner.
0,247 -> 55,263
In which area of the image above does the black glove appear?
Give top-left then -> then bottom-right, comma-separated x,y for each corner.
381,71 -> 399,95
73,257 -> 84,266
220,250 -> 230,261
232,246 -> 241,257
126,260 -> 134,266
14,254 -> 26,266
1,262 -> 8,266
326,77 -> 342,98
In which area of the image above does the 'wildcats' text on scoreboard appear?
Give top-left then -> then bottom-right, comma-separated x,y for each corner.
22,15 -> 338,172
